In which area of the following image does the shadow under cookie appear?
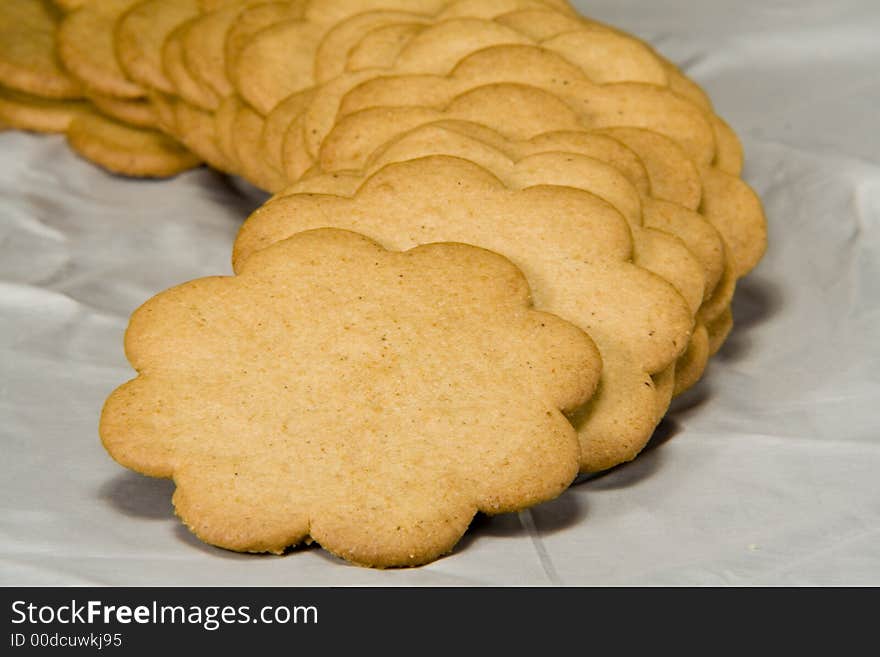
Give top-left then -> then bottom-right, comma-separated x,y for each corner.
98,470 -> 175,521
575,417 -> 678,491
718,275 -> 783,363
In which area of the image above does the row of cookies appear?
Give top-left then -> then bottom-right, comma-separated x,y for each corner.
39,0 -> 766,367
14,0 -> 764,292
130,0 -> 765,560
0,0 -> 87,133
2,0 -> 768,565
134,0 -> 768,470
0,0 -> 200,176
20,0 -> 754,225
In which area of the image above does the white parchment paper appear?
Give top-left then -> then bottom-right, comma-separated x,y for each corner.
1,0 -> 878,585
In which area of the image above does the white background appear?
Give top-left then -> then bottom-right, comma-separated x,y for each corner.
1,0 -> 878,585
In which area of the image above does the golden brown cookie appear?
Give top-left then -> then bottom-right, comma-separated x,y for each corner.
57,0 -> 145,99
0,85 -> 91,133
259,86 -> 316,181
171,98 -> 233,172
179,0 -> 260,99
101,228 -> 600,567
66,111 -> 201,177
314,9 -> 432,83
699,165 -> 767,277
211,92 -> 240,172
91,94 -> 157,128
223,1 -> 306,89
0,0 -> 83,99
115,0 -> 199,94
161,18 -> 222,111
229,100 -> 286,191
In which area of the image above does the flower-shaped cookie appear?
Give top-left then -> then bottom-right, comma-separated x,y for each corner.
100,229 -> 600,567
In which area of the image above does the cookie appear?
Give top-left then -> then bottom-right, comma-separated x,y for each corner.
66,111 -> 201,177
179,0 -> 255,100
595,126 -> 702,211
212,92 -> 241,173
171,98 -> 233,172
707,113 -> 744,177
161,18 -> 222,111
277,69 -> 383,180
696,239 -> 738,353
57,0 -> 145,99
344,21 -> 429,74
91,93 -> 157,128
699,165 -> 768,278
259,86 -> 316,183
314,9 -> 433,84
0,85 -> 92,133
145,89 -> 177,133
228,99 -> 286,191
223,1 -> 306,87
707,307 -> 734,355
211,93 -> 283,188
101,227 -> 600,566
234,156 -> 694,473
230,15 -> 327,115
177,3 -> 238,100
0,0 -> 83,99
115,0 -> 199,95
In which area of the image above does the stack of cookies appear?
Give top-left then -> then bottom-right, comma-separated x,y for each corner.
3,0 -> 768,568
0,0 -> 199,174
0,1 -> 87,134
